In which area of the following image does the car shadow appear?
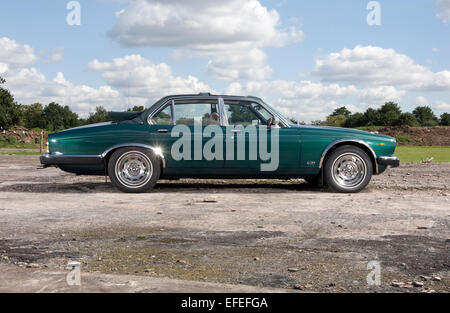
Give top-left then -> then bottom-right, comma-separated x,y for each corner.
0,180 -> 326,194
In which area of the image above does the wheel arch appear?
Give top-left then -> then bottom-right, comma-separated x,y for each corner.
319,139 -> 378,174
102,143 -> 166,174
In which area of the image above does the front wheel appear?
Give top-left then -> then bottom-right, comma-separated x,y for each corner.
324,145 -> 373,193
108,147 -> 161,193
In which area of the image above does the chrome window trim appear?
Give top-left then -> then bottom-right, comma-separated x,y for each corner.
170,100 -> 175,125
148,99 -> 173,125
220,98 -> 290,128
147,95 -> 289,128
218,97 -> 228,126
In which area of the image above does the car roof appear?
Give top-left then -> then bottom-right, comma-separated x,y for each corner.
155,93 -> 262,101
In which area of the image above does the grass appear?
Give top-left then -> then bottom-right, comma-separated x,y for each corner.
0,142 -> 40,149
395,146 -> 450,163
0,151 -> 41,156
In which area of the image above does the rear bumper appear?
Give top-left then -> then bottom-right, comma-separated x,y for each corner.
40,154 -> 103,167
377,156 -> 400,168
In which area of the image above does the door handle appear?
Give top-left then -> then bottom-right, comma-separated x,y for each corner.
157,129 -> 169,133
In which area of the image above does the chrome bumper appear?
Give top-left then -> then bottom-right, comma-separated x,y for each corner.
39,154 -> 103,167
377,156 -> 400,168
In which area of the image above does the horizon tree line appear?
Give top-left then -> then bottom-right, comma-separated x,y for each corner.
1,76 -> 449,131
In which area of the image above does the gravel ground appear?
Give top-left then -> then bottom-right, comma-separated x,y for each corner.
0,155 -> 448,293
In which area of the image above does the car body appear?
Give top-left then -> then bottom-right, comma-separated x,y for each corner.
40,94 -> 399,193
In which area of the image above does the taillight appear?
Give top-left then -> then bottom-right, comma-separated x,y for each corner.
46,138 -> 49,153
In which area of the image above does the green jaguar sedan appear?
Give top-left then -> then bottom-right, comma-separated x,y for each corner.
40,93 -> 399,193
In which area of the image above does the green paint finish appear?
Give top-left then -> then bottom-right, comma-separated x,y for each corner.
45,95 -> 398,179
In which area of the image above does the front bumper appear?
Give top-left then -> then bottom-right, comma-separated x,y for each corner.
39,154 -> 103,168
377,156 -> 400,168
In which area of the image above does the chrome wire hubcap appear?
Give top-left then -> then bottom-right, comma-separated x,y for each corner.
331,153 -> 367,188
115,152 -> 153,188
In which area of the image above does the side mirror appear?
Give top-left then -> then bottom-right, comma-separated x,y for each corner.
272,119 -> 280,128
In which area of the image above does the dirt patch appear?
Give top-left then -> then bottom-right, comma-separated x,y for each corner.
0,155 -> 449,293
375,126 -> 450,146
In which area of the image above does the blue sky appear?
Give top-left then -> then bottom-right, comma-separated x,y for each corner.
1,0 -> 449,121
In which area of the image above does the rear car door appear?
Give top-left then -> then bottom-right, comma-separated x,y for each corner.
148,98 -> 224,169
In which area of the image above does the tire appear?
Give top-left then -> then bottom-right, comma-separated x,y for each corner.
324,145 -> 373,193
108,147 -> 161,193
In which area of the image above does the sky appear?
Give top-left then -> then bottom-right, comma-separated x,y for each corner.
0,0 -> 449,122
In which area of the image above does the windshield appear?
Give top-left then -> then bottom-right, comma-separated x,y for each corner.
256,98 -> 294,126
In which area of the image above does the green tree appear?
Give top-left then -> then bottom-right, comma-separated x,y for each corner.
344,112 -> 364,128
361,108 -> 381,126
322,114 -> 347,127
0,77 -> 23,129
23,103 -> 44,129
378,102 -> 402,126
330,106 -> 351,118
440,113 -> 450,126
42,102 -> 79,131
396,112 -> 419,126
412,106 -> 439,126
86,106 -> 110,124
127,105 -> 145,112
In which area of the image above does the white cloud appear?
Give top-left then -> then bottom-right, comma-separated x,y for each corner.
416,96 -> 429,106
226,80 -> 405,122
224,82 -> 244,95
108,0 -> 303,81
109,0 -> 302,48
4,67 -> 122,115
437,0 -> 450,23
87,54 -> 214,101
358,86 -> 405,105
0,37 -> 214,116
0,63 -> 8,74
206,48 -> 272,81
434,100 -> 450,111
0,37 -> 37,69
51,46 -> 64,63
0,37 -> 122,115
313,45 -> 450,92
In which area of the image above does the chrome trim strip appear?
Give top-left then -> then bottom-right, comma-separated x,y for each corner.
40,154 -> 103,165
318,139 -> 379,174
218,97 -> 228,126
148,99 -> 172,125
147,95 -> 290,128
101,143 -> 166,168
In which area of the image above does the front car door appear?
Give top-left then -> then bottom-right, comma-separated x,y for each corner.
222,98 -> 301,175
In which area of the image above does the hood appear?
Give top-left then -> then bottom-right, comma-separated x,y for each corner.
292,125 -> 394,140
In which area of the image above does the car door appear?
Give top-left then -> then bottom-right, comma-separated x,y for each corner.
148,98 -> 224,170
222,100 -> 301,173
172,98 -> 224,169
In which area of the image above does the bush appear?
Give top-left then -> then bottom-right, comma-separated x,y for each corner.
440,113 -> 450,126
413,106 -> 439,126
396,113 -> 419,126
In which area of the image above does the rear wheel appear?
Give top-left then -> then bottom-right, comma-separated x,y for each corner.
108,147 -> 160,193
324,145 -> 372,193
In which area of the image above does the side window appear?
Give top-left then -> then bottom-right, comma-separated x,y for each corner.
152,105 -> 172,125
225,102 -> 265,126
175,101 -> 219,126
